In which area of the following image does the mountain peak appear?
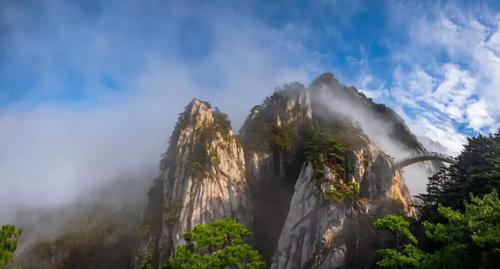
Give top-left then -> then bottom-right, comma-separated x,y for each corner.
189,98 -> 211,108
179,98 -> 216,131
135,98 -> 251,267
310,72 -> 340,88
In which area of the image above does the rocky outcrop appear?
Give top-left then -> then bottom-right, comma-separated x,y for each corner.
239,82 -> 314,261
132,99 -> 252,269
241,82 -> 313,185
309,73 -> 424,153
266,73 -> 419,269
309,73 -> 440,173
12,73 -> 442,269
271,143 -> 412,269
270,163 -> 347,269
132,73 -> 431,269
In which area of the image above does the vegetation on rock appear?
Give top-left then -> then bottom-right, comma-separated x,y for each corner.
304,129 -> 359,203
271,125 -> 300,153
239,83 -> 308,153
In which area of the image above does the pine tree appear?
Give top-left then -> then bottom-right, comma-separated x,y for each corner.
418,130 -> 500,218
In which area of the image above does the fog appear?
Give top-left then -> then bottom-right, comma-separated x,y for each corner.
0,0 -> 317,223
0,0 -> 449,225
313,84 -> 435,195
0,77 -> 189,223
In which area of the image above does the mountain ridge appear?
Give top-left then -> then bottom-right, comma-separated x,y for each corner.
13,73 -> 434,269
131,72 -> 423,268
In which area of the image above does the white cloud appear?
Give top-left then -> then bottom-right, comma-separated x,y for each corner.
388,62 -> 493,154
0,0 -> 325,222
429,64 -> 476,123
360,2 -> 500,155
417,117 -> 466,156
467,99 -> 495,131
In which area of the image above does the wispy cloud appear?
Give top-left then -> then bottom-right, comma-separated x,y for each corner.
0,0 -> 498,220
358,1 -> 499,155
0,0 -> 324,222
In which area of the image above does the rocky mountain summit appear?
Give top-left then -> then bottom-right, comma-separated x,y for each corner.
131,73 -> 427,269
12,73 -> 432,269
132,99 -> 252,269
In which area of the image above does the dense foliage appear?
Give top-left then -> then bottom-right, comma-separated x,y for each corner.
418,131 -> 500,220
165,218 -> 265,269
239,83 -> 308,153
375,130 -> 500,269
373,215 -> 417,246
304,129 -> 359,203
0,224 -> 22,268
375,191 -> 500,268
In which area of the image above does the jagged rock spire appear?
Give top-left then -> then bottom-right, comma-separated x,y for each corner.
132,99 -> 252,269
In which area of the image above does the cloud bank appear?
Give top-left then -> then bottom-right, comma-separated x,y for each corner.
1,0 -> 498,221
0,0 -> 322,222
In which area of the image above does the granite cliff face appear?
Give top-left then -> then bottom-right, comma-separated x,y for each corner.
270,141 -> 412,269
10,73 -> 438,269
239,82 -> 314,260
132,100 -> 252,268
131,73 -> 431,269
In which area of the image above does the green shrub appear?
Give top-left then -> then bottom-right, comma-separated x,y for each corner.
374,190 -> 500,268
165,218 -> 265,269
0,224 -> 22,268
304,129 -> 359,203
271,125 -> 299,153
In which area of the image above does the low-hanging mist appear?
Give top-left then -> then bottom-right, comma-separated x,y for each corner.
312,80 -> 435,195
0,0 -> 316,223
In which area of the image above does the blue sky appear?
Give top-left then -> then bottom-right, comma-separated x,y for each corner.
1,0 -> 498,151
0,0 -> 499,217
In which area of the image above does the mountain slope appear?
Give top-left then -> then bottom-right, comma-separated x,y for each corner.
132,99 -> 252,269
13,73 -> 433,269
131,73 -> 428,268
237,74 -> 416,268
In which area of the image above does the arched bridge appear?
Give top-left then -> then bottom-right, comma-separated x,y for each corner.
393,152 -> 456,171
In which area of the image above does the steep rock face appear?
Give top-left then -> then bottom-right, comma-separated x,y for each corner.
132,100 -> 252,269
271,163 -> 347,269
271,142 -> 412,269
309,73 -> 424,153
238,74 -> 420,268
132,73 -> 430,269
241,82 -> 313,187
239,83 -> 313,261
309,73 -> 440,173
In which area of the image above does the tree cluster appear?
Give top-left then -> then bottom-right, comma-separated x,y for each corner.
374,130 -> 500,269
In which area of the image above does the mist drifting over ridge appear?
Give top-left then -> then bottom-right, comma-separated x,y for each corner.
309,75 -> 436,195
0,0 -> 315,223
2,0 -> 498,226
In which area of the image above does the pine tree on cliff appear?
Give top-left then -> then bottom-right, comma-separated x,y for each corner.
375,129 -> 500,268
417,130 -> 500,220
165,218 -> 265,269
